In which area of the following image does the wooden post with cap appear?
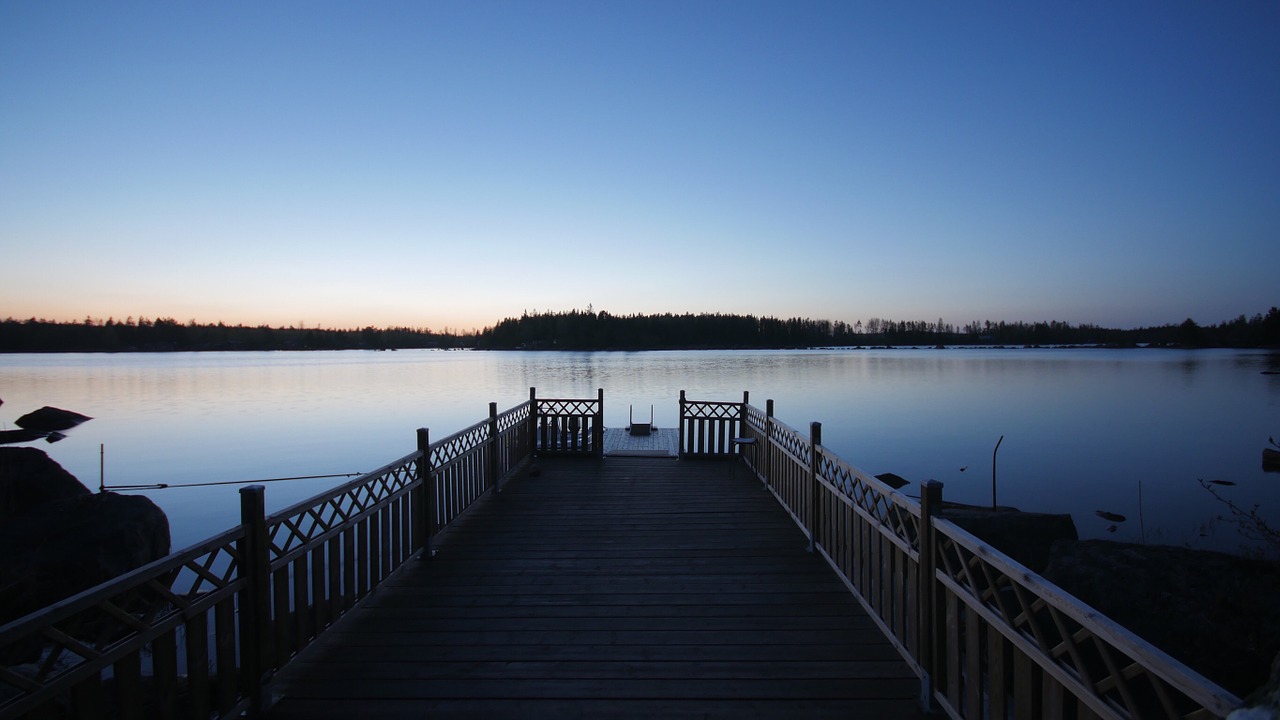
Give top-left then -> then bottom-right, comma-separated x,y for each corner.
918,479 -> 943,712
417,428 -> 434,559
807,421 -> 822,553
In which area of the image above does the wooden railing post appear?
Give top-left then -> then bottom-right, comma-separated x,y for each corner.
488,402 -> 500,493
417,428 -> 435,559
678,390 -> 687,460
918,479 -> 943,712
739,390 -> 749,441
807,421 -> 821,553
764,400 -> 774,488
237,485 -> 270,717
594,388 -> 605,459
528,387 -> 538,456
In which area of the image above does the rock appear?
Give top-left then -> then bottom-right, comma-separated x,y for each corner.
1044,540 -> 1280,698
941,506 -> 1078,574
0,492 -> 171,625
14,406 -> 92,432
0,446 -> 90,514
1230,653 -> 1280,719
0,429 -> 49,445
0,448 -> 170,627
875,472 -> 909,489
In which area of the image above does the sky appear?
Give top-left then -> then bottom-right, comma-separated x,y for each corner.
2,2 -> 1277,333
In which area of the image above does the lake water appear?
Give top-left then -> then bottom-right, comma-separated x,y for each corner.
2,348 -> 1277,556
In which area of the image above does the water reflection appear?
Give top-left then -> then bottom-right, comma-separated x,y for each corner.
1,348 -> 1276,555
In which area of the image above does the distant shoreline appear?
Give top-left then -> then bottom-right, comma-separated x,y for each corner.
3,309 -> 1277,353
3,343 -> 1277,355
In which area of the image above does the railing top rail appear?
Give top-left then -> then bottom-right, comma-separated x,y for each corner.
816,443 -> 921,515
495,399 -> 533,419
682,399 -> 742,407
745,405 -> 788,432
432,418 -> 489,448
263,450 -> 421,528
744,404 -> 915,510
933,517 -> 1242,716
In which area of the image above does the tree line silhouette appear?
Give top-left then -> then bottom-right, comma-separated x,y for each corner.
474,307 -> 1280,350
0,317 -> 470,353
2,307 -> 1277,352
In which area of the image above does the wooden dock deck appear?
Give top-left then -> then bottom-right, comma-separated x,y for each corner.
268,456 -> 927,719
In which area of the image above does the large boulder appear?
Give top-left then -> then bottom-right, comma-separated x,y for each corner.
1044,540 -> 1280,699
1231,653 -> 1280,719
0,446 -> 90,513
14,406 -> 92,432
941,506 -> 1078,574
0,449 -> 170,626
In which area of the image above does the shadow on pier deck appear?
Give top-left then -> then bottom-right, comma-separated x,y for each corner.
268,457 -> 927,719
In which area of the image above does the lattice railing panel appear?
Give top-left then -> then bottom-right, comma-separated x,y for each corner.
683,400 -> 740,420
743,403 -> 768,432
537,399 -> 600,417
0,528 -> 248,718
265,454 -> 420,559
933,520 -> 1239,720
430,421 -> 490,469
768,418 -> 811,466
496,401 -> 531,434
817,451 -> 920,549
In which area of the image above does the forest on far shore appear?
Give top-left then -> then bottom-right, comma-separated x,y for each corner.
1,307 -> 1277,353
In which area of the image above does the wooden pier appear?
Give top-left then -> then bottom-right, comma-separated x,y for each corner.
268,456 -> 926,719
0,389 -> 1242,720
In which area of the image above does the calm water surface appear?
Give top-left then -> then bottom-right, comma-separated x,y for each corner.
2,348 -> 1277,554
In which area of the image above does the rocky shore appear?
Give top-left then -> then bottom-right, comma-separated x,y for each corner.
944,502 -> 1279,706
0,447 -> 170,627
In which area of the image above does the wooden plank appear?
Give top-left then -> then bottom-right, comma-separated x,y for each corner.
151,628 -> 178,720
292,555 -> 310,655
272,697 -> 928,720
1014,644 -> 1040,719
213,596 -> 238,715
965,603 -> 982,718
341,526 -> 355,611
112,648 -> 141,720
987,622 -> 1010,720
892,539 -> 906,644
273,676 -> 921,700
271,457 -> 928,719
272,566 -> 291,667
184,610 -> 210,720
945,590 -> 961,709
69,671 -> 103,720
311,540 -> 328,635
371,507 -> 385,587
384,503 -> 396,578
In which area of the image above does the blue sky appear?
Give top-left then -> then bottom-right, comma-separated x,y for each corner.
2,2 -> 1276,332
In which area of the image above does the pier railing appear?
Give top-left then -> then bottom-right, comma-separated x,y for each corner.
0,386 -> 594,720
680,394 -> 1242,720
533,388 -> 604,458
